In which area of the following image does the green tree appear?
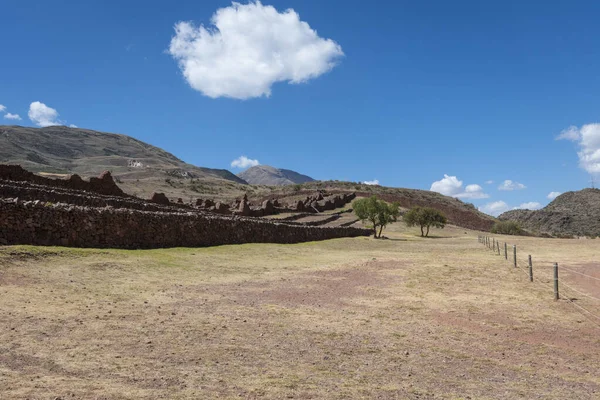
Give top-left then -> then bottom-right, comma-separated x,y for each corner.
353,196 -> 400,238
403,206 -> 447,237
491,221 -> 523,235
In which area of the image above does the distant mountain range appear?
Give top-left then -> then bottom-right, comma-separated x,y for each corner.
237,165 -> 315,186
499,188 -> 600,237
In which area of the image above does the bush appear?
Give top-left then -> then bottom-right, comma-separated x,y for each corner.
491,221 -> 523,235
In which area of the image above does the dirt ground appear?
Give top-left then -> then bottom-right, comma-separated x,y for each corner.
1,224 -> 599,399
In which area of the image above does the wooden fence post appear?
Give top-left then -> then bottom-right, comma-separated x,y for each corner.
528,255 -> 533,282
504,243 -> 507,260
497,241 -> 500,255
554,263 -> 559,300
492,238 -> 495,251
513,245 -> 517,268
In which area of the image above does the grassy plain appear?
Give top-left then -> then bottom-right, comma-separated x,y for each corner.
1,223 -> 599,399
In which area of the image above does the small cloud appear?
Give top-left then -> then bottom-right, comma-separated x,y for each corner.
485,180 -> 494,185
430,174 -> 489,199
69,124 -> 77,128
556,123 -> 600,174
363,179 -> 379,186
556,125 -> 580,141
478,201 -> 510,217
168,1 -> 344,99
231,155 -> 260,169
28,101 -> 61,127
0,104 -> 5,112
514,202 -> 542,210
498,180 -> 526,191
547,191 -> 561,200
4,113 -> 21,120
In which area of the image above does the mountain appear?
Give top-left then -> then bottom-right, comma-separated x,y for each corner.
0,125 -> 247,200
237,165 -> 315,186
499,188 -> 600,237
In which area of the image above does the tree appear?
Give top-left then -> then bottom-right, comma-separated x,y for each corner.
353,196 -> 400,238
403,206 -> 447,237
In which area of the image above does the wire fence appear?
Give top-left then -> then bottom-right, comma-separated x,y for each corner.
477,235 -> 600,328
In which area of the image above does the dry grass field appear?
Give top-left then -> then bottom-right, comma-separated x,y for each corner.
1,223 -> 599,399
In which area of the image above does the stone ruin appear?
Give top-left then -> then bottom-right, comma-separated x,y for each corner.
0,164 -> 371,249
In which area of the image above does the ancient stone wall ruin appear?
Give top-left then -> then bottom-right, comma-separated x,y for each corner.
0,165 -> 126,197
0,165 -> 371,248
0,198 -> 370,249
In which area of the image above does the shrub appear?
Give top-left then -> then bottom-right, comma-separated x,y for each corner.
491,221 -> 523,235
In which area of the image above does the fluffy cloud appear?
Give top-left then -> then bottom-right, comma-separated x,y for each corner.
0,105 -> 5,112
478,201 -> 510,217
168,1 -> 343,99
231,155 -> 260,169
363,179 -> 379,186
485,180 -> 494,184
4,113 -> 21,120
556,123 -> 600,174
28,101 -> 61,127
69,124 -> 77,128
498,180 -> 526,191
430,175 -> 489,199
547,191 -> 561,200
514,202 -> 542,210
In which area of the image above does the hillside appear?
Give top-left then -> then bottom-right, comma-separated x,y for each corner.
0,125 -> 248,199
237,165 -> 315,186
250,180 -> 496,231
499,188 -> 600,237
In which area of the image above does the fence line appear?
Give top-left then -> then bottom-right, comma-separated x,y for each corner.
477,235 -> 600,329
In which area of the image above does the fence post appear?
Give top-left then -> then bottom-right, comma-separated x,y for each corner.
528,255 -> 533,282
492,238 -> 495,251
513,245 -> 517,268
554,263 -> 559,300
497,241 -> 500,255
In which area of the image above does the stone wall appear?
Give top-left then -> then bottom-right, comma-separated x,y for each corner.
0,165 -> 126,197
0,198 -> 371,249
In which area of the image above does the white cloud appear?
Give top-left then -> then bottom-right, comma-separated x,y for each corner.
514,202 -> 542,210
556,125 -> 581,141
0,105 -> 5,112
556,123 -> 600,174
231,155 -> 260,169
485,180 -> 494,184
363,179 -> 379,186
4,113 -> 21,120
28,101 -> 61,127
168,1 -> 344,99
498,180 -> 526,191
69,124 -> 77,128
478,201 -> 510,217
547,191 -> 561,200
430,174 -> 489,199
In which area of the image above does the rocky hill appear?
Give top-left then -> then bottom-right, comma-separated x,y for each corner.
250,180 -> 496,232
0,125 -> 248,199
499,188 -> 600,237
238,165 -> 314,186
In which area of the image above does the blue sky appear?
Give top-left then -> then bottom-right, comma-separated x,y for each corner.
2,1 -> 600,215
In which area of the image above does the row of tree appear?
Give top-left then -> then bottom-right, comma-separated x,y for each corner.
353,196 -> 447,238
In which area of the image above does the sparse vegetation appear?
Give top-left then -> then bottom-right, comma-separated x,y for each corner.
353,195 -> 400,238
403,206 -> 447,237
491,220 -> 524,235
